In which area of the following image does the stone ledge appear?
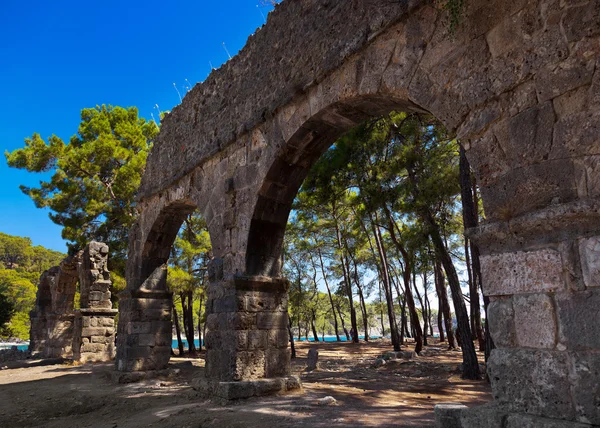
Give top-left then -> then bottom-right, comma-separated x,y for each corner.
77,308 -> 118,316
467,199 -> 600,254
191,375 -> 302,400
110,367 -> 181,384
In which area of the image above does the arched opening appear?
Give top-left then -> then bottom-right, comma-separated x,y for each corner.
117,200 -> 214,371
140,201 -> 198,289
244,96 -> 491,415
246,96 -> 422,277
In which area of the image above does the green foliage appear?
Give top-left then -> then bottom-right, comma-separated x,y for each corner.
5,105 -> 159,271
0,291 -> 14,335
438,0 -> 467,33
0,233 -> 66,340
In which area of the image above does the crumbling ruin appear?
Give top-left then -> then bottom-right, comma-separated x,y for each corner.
29,242 -> 117,363
115,0 -> 600,426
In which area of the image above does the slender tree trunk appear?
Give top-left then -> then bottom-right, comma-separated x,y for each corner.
369,213 -> 401,351
197,294 -> 204,351
332,206 -> 359,344
288,314 -> 296,359
413,272 -> 428,346
435,260 -> 455,348
437,308 -> 445,342
406,152 -> 479,379
390,272 -> 406,345
347,247 -> 369,341
316,246 -> 341,341
311,309 -> 320,342
378,282 -> 386,338
383,207 -> 422,354
185,291 -> 197,354
173,302 -> 184,356
460,147 -> 486,352
336,304 -> 351,340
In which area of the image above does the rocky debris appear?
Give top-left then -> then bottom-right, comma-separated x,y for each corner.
374,358 -> 386,368
376,350 -> 416,367
0,346 -> 29,364
316,396 -> 337,406
307,348 -> 319,371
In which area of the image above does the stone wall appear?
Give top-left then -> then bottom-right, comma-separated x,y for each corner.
29,257 -> 78,359
118,0 -> 600,421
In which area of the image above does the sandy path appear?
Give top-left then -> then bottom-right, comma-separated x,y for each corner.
0,339 -> 491,427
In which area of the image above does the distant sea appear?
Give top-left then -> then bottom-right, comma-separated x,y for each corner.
0,343 -> 28,352
0,335 -> 386,353
172,335 -> 382,350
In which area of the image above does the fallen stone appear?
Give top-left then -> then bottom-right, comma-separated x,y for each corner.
307,348 -> 319,371
316,396 -> 337,406
374,358 -> 386,368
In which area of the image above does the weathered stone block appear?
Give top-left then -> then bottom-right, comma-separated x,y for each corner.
234,351 -> 265,381
126,322 -> 151,335
567,351 -> 600,425
267,329 -> 289,349
513,293 -> 557,349
265,348 -> 290,378
256,312 -> 287,330
460,403 -> 507,428
138,334 -> 156,347
556,290 -> 600,350
247,330 -> 267,350
505,413 -> 591,428
434,403 -> 468,428
561,2 -> 600,42
480,249 -> 564,296
81,327 -> 107,337
579,236 -> 600,288
487,297 -> 517,348
487,349 -> 574,420
229,312 -> 256,330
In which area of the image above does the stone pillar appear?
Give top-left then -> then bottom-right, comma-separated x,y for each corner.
29,257 -> 78,359
72,242 -> 118,363
115,289 -> 172,372
464,200 -> 600,427
194,271 -> 300,399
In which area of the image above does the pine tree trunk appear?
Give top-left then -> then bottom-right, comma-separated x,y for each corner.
173,302 -> 184,356
288,314 -> 296,359
438,308 -> 445,342
435,260 -> 455,348
406,155 -> 479,379
413,272 -> 428,346
336,304 -> 351,340
370,213 -> 401,351
185,290 -> 197,354
332,206 -> 359,344
311,309 -> 320,342
316,246 -> 341,341
347,248 -> 369,342
197,294 -> 204,351
460,147 -> 486,351
383,207 -> 423,354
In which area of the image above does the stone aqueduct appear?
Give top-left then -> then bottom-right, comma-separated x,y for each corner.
114,0 -> 599,426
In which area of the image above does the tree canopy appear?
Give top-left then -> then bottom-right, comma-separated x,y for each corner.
5,105 -> 159,271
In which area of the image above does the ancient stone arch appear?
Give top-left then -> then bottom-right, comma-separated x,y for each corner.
116,0 -> 600,426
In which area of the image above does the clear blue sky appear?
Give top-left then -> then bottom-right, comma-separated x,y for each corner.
0,0 -> 273,253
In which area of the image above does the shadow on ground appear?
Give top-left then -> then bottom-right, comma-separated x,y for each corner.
0,339 -> 491,428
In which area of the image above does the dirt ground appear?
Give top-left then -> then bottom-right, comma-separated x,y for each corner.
0,339 -> 491,428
